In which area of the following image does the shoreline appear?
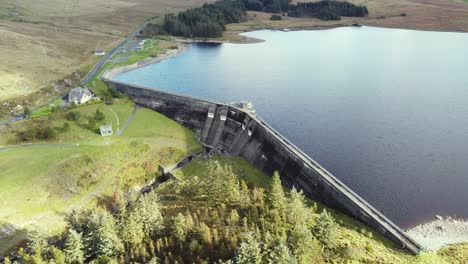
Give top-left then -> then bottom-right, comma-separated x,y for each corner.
101,43 -> 188,80
103,22 -> 468,80
101,23 -> 363,79
407,216 -> 468,251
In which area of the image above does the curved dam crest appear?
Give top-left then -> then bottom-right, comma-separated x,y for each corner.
103,78 -> 421,253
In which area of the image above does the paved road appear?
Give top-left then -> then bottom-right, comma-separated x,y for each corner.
0,115 -> 26,126
79,20 -> 154,86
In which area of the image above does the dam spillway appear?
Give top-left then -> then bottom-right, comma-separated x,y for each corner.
104,78 -> 421,254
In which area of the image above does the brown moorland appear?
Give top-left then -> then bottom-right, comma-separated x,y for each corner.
0,0 -> 212,100
1,0 -> 468,101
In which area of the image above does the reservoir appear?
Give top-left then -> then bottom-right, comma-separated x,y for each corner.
115,26 -> 468,229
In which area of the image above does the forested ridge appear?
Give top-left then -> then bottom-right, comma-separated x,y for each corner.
160,1 -> 248,38
9,165 -> 334,263
288,1 -> 368,20
144,0 -> 368,38
5,161 -> 468,263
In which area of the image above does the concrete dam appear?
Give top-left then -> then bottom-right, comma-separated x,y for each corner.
104,78 -> 421,254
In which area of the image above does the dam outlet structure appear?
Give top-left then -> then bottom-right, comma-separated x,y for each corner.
104,78 -> 421,254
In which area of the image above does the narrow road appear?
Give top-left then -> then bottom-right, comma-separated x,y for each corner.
79,20 -> 154,86
0,115 -> 26,126
115,106 -> 139,136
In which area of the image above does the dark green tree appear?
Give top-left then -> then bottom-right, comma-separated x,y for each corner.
94,109 -> 105,122
313,209 -> 339,248
64,229 -> 85,264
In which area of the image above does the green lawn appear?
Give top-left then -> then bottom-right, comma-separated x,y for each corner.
0,100 -> 202,255
122,107 -> 203,153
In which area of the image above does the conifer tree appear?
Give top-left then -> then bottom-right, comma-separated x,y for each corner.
134,190 -> 164,241
235,233 -> 262,264
173,213 -> 188,242
313,210 -> 338,248
83,209 -> 123,259
289,224 -> 322,264
262,233 -> 297,264
27,231 -> 48,260
121,211 -> 145,246
50,246 -> 66,264
286,187 -> 315,228
267,172 -> 286,213
64,229 -> 85,264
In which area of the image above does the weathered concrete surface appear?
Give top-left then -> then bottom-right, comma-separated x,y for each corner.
104,78 -> 421,254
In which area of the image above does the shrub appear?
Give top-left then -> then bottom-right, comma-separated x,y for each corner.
94,109 -> 105,122
66,111 -> 81,121
270,14 -> 283,20
88,117 -> 96,129
24,106 -> 31,116
63,122 -> 70,131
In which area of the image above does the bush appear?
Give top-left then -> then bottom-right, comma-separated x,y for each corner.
66,111 -> 81,121
17,121 -> 57,141
88,117 -> 96,129
24,106 -> 31,116
270,14 -> 283,20
63,122 -> 70,131
94,109 -> 105,122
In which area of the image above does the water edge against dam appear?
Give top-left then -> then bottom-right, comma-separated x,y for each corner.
115,26 -> 468,229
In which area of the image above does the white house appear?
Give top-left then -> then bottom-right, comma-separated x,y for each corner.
100,124 -> 113,137
94,50 -> 106,56
68,87 -> 93,105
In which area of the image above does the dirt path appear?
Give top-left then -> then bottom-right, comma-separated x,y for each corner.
116,105 -> 138,136
106,105 -> 120,133
0,143 -> 79,151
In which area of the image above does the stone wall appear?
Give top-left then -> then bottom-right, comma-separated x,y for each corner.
105,78 -> 421,254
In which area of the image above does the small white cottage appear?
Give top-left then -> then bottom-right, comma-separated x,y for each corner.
100,124 -> 113,137
94,50 -> 106,56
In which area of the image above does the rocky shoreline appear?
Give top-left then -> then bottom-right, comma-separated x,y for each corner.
407,216 -> 468,251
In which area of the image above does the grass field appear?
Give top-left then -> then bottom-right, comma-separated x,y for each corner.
0,99 -> 202,254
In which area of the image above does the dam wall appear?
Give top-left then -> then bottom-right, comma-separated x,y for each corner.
104,78 -> 421,254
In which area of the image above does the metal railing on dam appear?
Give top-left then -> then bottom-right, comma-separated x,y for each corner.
103,77 -> 421,254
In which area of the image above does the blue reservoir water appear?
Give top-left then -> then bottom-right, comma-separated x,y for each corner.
115,26 -> 468,228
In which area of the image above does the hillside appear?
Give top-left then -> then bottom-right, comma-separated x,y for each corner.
2,0 -> 468,103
